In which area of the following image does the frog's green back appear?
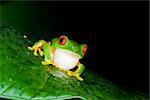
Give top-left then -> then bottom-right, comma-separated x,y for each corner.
0,22 -> 149,100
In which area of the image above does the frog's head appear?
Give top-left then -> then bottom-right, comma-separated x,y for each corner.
51,35 -> 87,59
51,35 -> 87,69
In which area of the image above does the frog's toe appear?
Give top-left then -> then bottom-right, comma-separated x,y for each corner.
39,51 -> 44,56
33,52 -> 38,56
67,71 -> 83,81
41,61 -> 52,65
75,74 -> 83,81
76,75 -> 83,81
57,67 -> 64,71
67,71 -> 75,76
42,61 -> 47,65
27,46 -> 33,51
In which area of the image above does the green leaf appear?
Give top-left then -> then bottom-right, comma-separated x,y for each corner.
0,22 -> 148,100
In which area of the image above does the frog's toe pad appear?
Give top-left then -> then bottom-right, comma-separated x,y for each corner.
27,46 -> 33,51
33,52 -> 38,56
42,61 -> 52,65
42,61 -> 48,65
75,75 -> 83,81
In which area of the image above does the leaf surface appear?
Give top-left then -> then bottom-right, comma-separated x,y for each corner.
0,22 -> 148,100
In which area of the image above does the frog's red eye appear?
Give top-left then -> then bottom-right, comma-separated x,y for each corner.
83,45 -> 87,55
59,35 -> 66,45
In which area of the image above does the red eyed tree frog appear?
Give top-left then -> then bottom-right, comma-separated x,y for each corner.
28,35 -> 87,81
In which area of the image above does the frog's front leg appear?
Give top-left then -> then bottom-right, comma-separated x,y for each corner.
27,40 -> 47,56
41,42 -> 54,66
67,62 -> 85,81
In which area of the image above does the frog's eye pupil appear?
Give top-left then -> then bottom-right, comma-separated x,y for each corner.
83,45 -> 87,55
59,35 -> 66,45
60,38 -> 63,42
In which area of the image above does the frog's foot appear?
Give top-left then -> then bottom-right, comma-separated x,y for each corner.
27,46 -> 39,56
66,71 -> 83,81
37,48 -> 44,56
28,46 -> 44,56
55,66 -> 64,71
41,61 -> 52,65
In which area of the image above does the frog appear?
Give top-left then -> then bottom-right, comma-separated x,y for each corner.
27,35 -> 87,81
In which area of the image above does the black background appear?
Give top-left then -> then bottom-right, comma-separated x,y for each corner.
51,1 -> 149,94
1,1 -> 149,94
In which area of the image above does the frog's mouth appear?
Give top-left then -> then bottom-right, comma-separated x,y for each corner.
53,49 -> 80,70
